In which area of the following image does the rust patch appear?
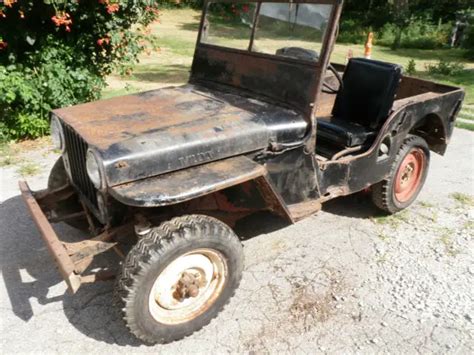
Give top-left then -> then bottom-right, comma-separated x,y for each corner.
115,161 -> 129,169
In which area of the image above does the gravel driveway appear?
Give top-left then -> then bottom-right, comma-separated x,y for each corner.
1,129 -> 473,353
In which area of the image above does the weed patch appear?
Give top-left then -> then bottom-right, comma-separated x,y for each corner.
450,192 -> 474,207
17,163 -> 41,177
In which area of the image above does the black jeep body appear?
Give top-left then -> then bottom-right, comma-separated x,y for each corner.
19,0 -> 465,344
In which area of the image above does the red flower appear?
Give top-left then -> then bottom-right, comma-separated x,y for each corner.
97,37 -> 110,46
106,4 -> 119,14
145,6 -> 160,16
242,5 -> 250,13
4,0 -> 17,8
0,41 -> 8,50
51,12 -> 72,30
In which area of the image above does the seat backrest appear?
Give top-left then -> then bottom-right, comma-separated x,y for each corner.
332,58 -> 403,130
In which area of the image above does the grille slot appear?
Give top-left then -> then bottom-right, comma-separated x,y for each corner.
62,123 -> 98,207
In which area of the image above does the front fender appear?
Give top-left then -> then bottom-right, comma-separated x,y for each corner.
109,156 -> 266,208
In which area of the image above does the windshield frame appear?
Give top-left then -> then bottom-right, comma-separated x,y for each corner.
192,0 -> 343,153
197,0 -> 340,66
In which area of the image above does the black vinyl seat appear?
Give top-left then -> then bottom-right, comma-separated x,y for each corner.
317,58 -> 403,148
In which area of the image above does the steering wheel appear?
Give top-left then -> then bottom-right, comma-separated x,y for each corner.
275,47 -> 343,95
323,64 -> 343,94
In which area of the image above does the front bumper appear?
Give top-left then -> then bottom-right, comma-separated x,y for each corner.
19,181 -> 82,293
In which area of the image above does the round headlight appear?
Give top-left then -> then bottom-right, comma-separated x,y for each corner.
86,150 -> 103,188
50,115 -> 64,152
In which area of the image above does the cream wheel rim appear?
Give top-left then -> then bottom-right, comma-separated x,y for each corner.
148,248 -> 227,324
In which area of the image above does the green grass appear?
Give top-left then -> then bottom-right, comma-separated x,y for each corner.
450,192 -> 474,207
437,227 -> 460,257
0,143 -> 22,167
372,210 -> 411,228
17,162 -> 40,176
418,200 -> 435,208
456,121 -> 474,131
459,105 -> 474,121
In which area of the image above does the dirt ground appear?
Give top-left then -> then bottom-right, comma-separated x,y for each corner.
0,128 -> 473,353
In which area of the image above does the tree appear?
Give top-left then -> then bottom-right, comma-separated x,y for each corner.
389,0 -> 411,49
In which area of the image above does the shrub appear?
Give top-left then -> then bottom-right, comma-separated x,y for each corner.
406,59 -> 417,75
426,60 -> 465,76
464,25 -> 474,59
0,0 -> 160,140
337,19 -> 371,44
461,11 -> 474,59
377,19 -> 450,49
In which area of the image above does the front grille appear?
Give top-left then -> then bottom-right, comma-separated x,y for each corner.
62,123 -> 98,208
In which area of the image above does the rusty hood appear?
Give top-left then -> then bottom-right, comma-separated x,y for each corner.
53,84 -> 308,187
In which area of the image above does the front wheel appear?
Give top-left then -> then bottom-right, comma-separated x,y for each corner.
372,135 -> 430,214
115,215 -> 243,344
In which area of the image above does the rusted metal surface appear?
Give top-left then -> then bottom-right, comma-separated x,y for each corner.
253,175 -> 293,222
65,239 -> 117,264
48,0 -> 463,225
19,180 -> 81,293
19,1 -> 467,309
80,270 -> 116,284
110,155 -> 266,207
287,199 -> 322,221
19,181 -> 132,291
54,84 -> 307,187
191,45 -> 320,116
34,185 -> 75,210
315,86 -> 465,200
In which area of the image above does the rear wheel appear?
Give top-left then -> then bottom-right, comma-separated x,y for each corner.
372,135 -> 430,214
115,215 -> 243,344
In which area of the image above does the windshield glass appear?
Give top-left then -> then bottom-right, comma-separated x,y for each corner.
200,1 -> 333,62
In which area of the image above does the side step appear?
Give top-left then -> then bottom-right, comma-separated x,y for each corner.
288,200 -> 322,222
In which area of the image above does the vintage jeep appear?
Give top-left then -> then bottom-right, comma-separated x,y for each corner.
19,0 -> 464,344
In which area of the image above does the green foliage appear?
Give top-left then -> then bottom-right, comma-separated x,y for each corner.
377,19 -> 451,49
426,60 -> 465,76
0,0 -> 160,140
461,11 -> 474,59
406,59 -> 417,75
337,19 -> 371,44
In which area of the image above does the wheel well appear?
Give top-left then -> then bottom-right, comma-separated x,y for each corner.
127,179 -> 290,228
409,113 -> 448,155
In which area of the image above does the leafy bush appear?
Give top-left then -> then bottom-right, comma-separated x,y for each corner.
337,19 -> 371,44
406,59 -> 417,75
377,19 -> 450,49
464,25 -> 474,59
461,11 -> 474,59
426,60 -> 465,76
0,0 -> 160,140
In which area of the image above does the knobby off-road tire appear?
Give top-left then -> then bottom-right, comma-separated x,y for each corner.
372,135 -> 430,214
115,215 -> 244,344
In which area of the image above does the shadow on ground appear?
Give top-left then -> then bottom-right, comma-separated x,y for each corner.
0,195 -> 142,346
322,191 -> 381,219
1,191 -> 378,346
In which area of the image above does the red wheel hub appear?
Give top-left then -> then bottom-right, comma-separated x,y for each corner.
394,148 -> 425,203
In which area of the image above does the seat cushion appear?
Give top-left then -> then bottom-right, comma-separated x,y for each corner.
332,58 -> 402,130
317,118 -> 376,147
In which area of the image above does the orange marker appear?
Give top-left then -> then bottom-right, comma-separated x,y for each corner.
365,32 -> 374,59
